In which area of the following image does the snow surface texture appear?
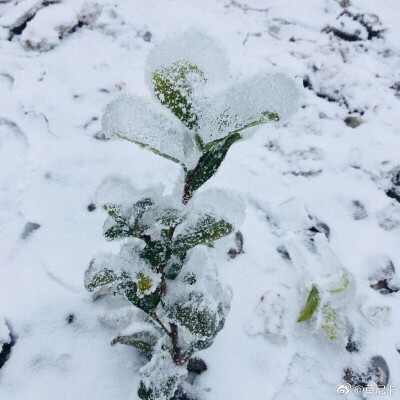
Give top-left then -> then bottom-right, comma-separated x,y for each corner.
1,0 -> 400,400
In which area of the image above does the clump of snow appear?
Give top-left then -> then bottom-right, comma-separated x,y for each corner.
285,234 -> 356,342
182,187 -> 245,232
0,0 -> 58,29
95,175 -> 139,208
246,289 -> 288,344
21,4 -> 78,51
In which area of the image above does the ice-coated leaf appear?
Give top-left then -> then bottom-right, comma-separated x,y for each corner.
162,248 -> 230,338
85,242 -> 161,315
140,240 -> 166,268
164,292 -> 226,337
184,131 -> 242,200
102,198 -> 154,241
183,337 -> 215,361
320,303 -> 338,341
102,94 -> 200,169
189,188 -> 245,229
172,214 -> 234,253
193,70 -> 301,144
95,175 -> 139,208
138,348 -> 187,400
297,284 -> 320,322
164,252 -> 186,280
84,255 -> 119,292
145,30 -> 228,91
328,273 -> 350,293
111,331 -> 158,360
141,205 -> 185,237
152,61 -> 206,130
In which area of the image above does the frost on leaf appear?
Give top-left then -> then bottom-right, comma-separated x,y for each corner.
102,198 -> 154,241
328,273 -> 350,293
138,348 -> 187,400
152,61 -> 206,130
193,71 -> 301,144
172,213 -> 234,253
95,176 -> 139,209
184,188 -> 245,229
84,254 -> 119,292
145,30 -> 228,90
140,203 -> 185,238
102,94 -> 200,168
111,331 -> 159,360
320,303 -> 339,341
162,248 -> 230,338
84,242 -> 161,315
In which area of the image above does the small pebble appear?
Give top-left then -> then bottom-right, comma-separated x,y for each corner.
142,31 -> 152,42
21,222 -> 41,240
66,314 -> 75,324
345,116 -> 362,128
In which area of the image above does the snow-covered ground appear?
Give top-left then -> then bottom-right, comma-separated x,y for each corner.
1,0 -> 400,399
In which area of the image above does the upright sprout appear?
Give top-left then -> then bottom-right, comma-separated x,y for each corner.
85,31 -> 300,400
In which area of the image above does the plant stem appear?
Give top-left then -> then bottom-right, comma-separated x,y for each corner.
153,225 -> 185,365
154,314 -> 171,337
170,323 -> 183,365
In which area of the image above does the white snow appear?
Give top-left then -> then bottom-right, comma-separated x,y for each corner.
1,0 -> 400,399
20,3 -> 78,51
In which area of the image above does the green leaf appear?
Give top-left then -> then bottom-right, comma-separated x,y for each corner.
163,293 -> 225,338
152,61 -> 206,131
84,264 -> 118,292
155,207 -> 184,228
111,331 -> 158,360
172,214 -> 234,253
182,304 -> 226,360
328,273 -> 350,293
184,131 -> 242,200
164,252 -> 186,280
183,337 -> 214,361
297,284 -> 320,322
320,303 -> 338,341
116,134 -> 182,165
103,198 -> 154,241
140,241 -> 166,268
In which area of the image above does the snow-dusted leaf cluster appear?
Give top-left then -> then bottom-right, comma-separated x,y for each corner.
83,29 -> 301,399
102,31 -> 300,177
86,175 -> 243,398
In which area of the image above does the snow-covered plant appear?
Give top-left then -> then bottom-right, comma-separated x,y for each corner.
287,234 -> 356,342
85,31 -> 300,400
